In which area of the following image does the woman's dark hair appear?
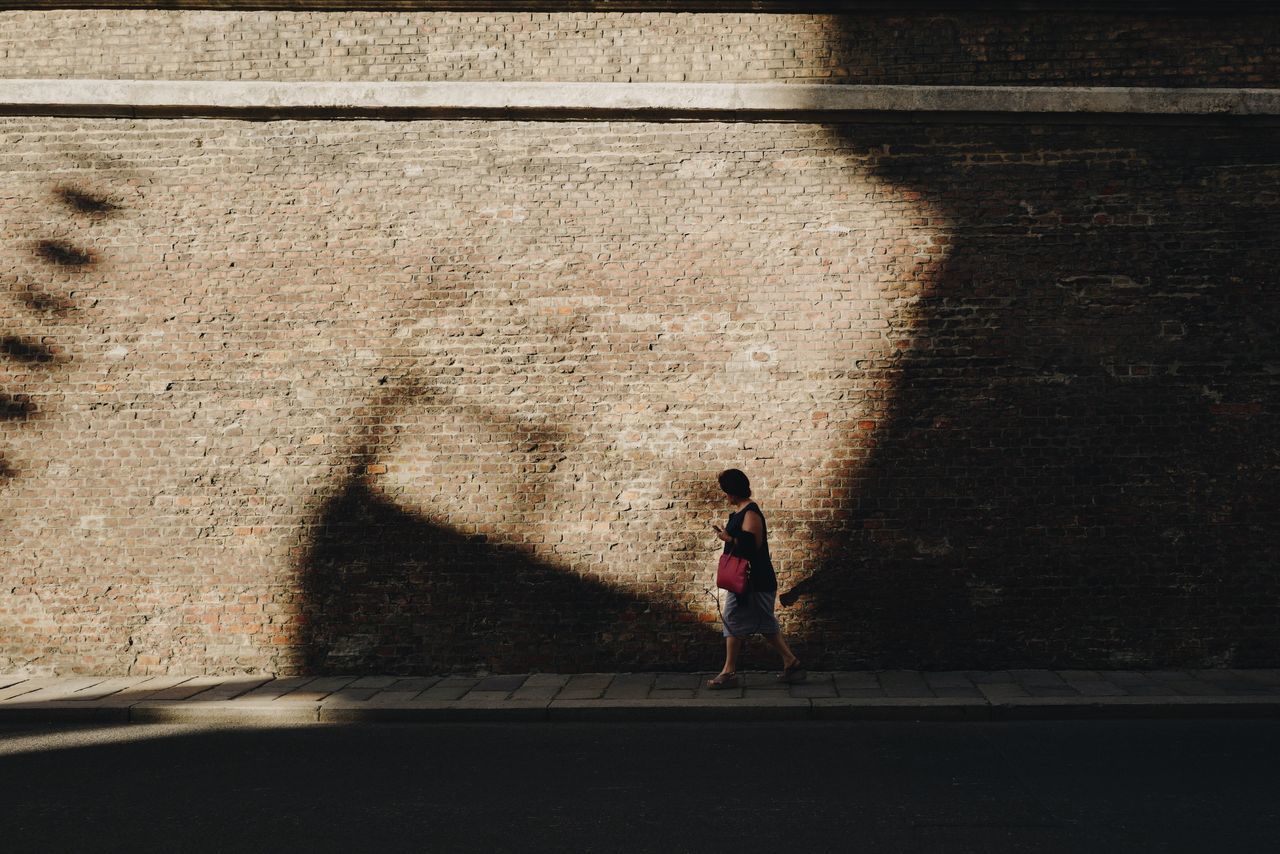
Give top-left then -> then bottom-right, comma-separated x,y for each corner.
717,468 -> 752,499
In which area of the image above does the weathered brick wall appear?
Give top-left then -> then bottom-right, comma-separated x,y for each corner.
1,9 -> 1276,87
4,116 -> 1276,674
1,8 -> 1277,675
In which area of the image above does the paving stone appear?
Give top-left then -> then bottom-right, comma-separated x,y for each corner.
65,676 -> 189,706
55,677 -> 160,701
1107,670 -> 1160,685
1024,686 -> 1082,697
648,689 -> 696,700
460,690 -> 515,702
511,685 -> 563,701
967,671 -> 1015,683
834,673 -> 881,695
181,677 -> 273,702
924,671 -> 975,689
558,674 -> 614,700
1063,680 -> 1128,696
418,677 -> 480,700
1055,670 -> 1101,680
1147,670 -> 1199,682
788,681 -> 837,699
363,691 -> 423,706
145,677 -> 228,701
59,676 -> 153,701
653,673 -> 701,691
97,677 -> 194,702
276,677 -> 357,701
838,688 -> 889,699
0,679 -> 61,702
694,680 -> 742,699
799,671 -> 835,683
474,674 -> 529,693
387,677 -> 443,692
604,674 -> 654,700
932,687 -> 984,699
878,670 -> 933,697
328,688 -> 381,702
348,676 -> 399,689
239,677 -> 319,700
522,674 -> 571,689
1009,669 -> 1068,687
2,677 -> 109,703
978,683 -> 1031,701
741,677 -> 790,693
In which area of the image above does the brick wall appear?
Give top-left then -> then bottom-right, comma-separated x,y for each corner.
1,10 -> 1276,87
1,9 -> 1277,675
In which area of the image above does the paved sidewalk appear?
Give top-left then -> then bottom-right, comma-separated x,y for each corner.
2,669 -> 1279,724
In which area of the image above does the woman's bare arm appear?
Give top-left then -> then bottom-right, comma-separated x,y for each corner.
739,510 -> 763,550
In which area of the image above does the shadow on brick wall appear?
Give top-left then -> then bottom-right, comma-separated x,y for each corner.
296,123 -> 1279,676
781,115 -> 1280,669
299,474 -> 720,674
298,386 -> 722,675
2,185 -> 100,485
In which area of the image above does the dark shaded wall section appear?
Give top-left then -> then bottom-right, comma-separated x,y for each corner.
786,119 -> 1280,669
295,121 -> 1280,674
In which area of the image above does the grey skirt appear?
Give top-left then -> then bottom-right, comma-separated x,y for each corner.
721,590 -> 780,638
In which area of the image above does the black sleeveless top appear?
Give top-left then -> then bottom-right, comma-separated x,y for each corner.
723,501 -> 777,593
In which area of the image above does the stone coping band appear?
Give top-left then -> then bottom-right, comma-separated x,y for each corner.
3,2 -> 1275,13
2,79 -> 1279,123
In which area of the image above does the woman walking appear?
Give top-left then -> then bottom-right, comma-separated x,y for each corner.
707,468 -> 805,689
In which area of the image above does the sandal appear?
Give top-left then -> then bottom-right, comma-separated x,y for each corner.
778,661 -> 807,684
705,671 -> 740,690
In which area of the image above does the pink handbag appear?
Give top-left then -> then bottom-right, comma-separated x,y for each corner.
716,550 -> 750,595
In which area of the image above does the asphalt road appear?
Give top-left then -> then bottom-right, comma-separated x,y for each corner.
2,719 -> 1278,853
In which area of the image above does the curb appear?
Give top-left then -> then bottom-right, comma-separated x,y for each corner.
3,696 -> 1279,724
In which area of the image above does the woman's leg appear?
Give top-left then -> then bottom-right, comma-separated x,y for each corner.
760,632 -> 800,668
720,635 -> 744,675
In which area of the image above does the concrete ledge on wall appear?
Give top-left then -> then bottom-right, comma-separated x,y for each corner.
4,2 -> 1276,13
2,79 -> 1279,123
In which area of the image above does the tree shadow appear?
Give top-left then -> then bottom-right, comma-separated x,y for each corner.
1,183 -> 103,486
